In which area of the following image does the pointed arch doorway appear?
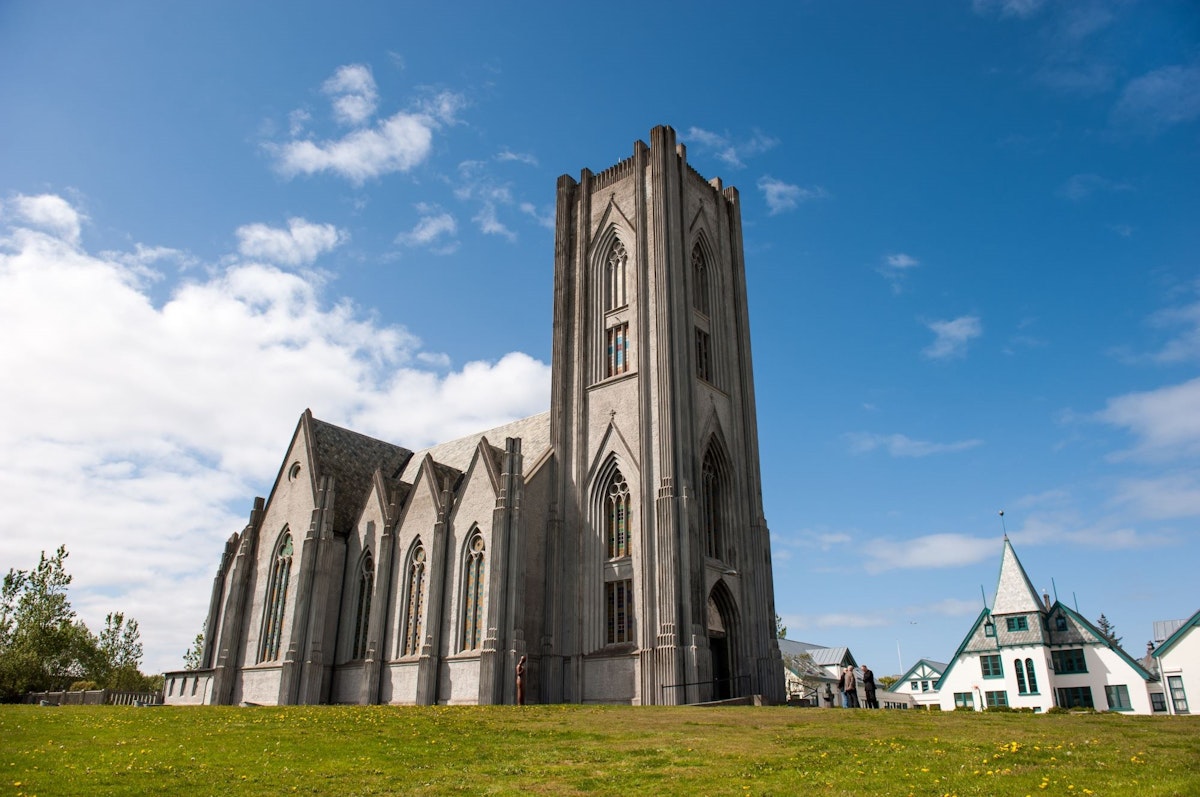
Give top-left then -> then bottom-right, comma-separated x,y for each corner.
706,582 -> 739,700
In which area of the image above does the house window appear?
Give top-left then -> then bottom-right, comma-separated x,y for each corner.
606,579 -> 633,644
954,692 -> 974,709
921,680 -> 930,692
1056,686 -> 1094,709
1006,616 -> 1028,632
606,323 -> 630,377
462,534 -> 486,651
1051,648 -> 1087,674
258,531 -> 294,662
1168,675 -> 1189,714
695,328 -> 711,382
1104,684 -> 1132,711
1055,615 -> 1068,631
1151,692 -> 1167,712
606,472 -> 631,559
981,654 -> 1003,678
606,240 -> 627,311
1015,659 -> 1027,694
402,544 -> 427,657
984,620 -> 996,637
351,551 -> 374,660
910,680 -> 919,691
1025,658 -> 1038,693
985,690 -> 1008,708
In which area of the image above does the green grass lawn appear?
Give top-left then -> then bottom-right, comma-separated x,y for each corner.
2,705 -> 1197,796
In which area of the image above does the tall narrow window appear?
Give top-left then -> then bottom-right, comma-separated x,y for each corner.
606,579 -> 633,644
606,240 -> 627,310
462,534 -> 486,650
1014,659 -> 1027,694
402,544 -> 427,657
606,471 -> 631,558
1025,658 -> 1038,693
259,532 -> 293,662
1168,675 -> 1189,713
692,244 -> 710,315
695,329 -> 711,382
351,551 -> 373,660
606,323 -> 630,377
700,446 -> 728,561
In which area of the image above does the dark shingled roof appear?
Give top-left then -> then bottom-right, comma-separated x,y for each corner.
308,414 -> 412,535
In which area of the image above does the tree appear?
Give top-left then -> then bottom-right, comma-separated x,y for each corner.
96,612 -> 145,691
878,675 -> 899,690
182,623 -> 205,670
775,614 -> 787,639
1096,614 -> 1123,648
0,546 -> 97,699
781,651 -> 825,702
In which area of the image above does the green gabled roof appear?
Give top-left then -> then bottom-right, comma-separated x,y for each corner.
992,537 -> 1044,616
1152,607 -> 1200,660
896,658 -> 947,684
1053,602 -> 1156,682
934,608 -> 992,690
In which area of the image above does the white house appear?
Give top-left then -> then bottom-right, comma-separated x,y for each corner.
891,658 -> 946,709
1148,608 -> 1198,715
935,537 -> 1158,713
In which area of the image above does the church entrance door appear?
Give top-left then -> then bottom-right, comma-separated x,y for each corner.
706,583 -> 738,701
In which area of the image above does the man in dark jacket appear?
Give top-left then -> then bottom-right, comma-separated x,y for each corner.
861,664 -> 878,709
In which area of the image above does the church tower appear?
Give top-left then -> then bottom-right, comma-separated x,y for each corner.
543,125 -> 784,704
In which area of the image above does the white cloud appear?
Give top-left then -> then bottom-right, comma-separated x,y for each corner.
473,202 -> 516,242
1112,472 -> 1200,520
922,315 -> 982,359
5,193 -> 84,245
236,217 -> 346,266
322,64 -> 379,126
846,432 -> 983,458
1114,63 -> 1200,132
1057,172 -> 1132,201
274,111 -> 436,184
0,194 -> 551,676
756,176 -> 827,215
497,150 -> 538,166
863,533 -> 997,573
972,0 -> 1047,19
395,206 -> 458,253
685,127 -> 778,169
1097,376 -> 1200,460
878,252 -> 919,292
1147,288 -> 1200,364
903,597 -> 983,618
519,201 -> 555,229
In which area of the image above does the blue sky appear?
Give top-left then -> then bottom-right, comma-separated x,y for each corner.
2,1 -> 1198,679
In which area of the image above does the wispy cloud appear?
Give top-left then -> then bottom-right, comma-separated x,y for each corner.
685,127 -> 778,169
394,205 -> 458,254
846,432 -> 983,458
270,65 -> 464,185
322,64 -> 379,126
878,252 -> 919,292
756,176 -> 827,215
235,218 -> 346,266
1057,172 -> 1132,201
1111,472 -> 1200,520
922,315 -> 982,359
863,533 -> 998,573
0,193 -> 551,674
972,0 -> 1047,19
1097,376 -> 1200,460
1113,63 -> 1200,133
496,150 -> 538,166
473,202 -> 516,242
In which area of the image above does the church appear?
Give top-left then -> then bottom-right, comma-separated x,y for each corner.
163,126 -> 786,706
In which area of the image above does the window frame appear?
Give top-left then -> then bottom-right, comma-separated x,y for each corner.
980,654 -> 1003,678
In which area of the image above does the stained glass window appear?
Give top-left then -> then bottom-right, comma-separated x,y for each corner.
259,532 -> 293,662
351,551 -> 373,660
402,544 -> 426,657
606,472 -> 630,559
462,534 -> 486,650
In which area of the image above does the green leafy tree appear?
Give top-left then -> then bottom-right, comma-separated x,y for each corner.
878,675 -> 899,690
0,546 -> 98,699
183,623 -> 205,670
775,614 -> 787,639
96,612 -> 145,691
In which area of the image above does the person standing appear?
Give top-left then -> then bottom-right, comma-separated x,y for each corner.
861,664 -> 878,709
516,655 -> 527,706
840,665 -> 858,708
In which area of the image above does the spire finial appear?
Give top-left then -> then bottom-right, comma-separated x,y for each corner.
999,509 -> 1008,539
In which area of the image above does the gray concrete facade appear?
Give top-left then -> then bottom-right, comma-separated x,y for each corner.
164,126 -> 785,706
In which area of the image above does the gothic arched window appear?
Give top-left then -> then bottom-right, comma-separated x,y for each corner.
259,531 -> 293,662
1025,658 -> 1038,693
692,243 -> 710,315
1014,658 -> 1028,694
462,534 -> 486,650
606,470 -> 631,559
700,447 -> 728,561
351,551 -> 374,660
606,239 -> 627,311
402,544 -> 427,657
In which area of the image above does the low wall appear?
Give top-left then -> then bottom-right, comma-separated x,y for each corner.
24,689 -> 163,706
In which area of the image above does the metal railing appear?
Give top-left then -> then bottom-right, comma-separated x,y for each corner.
660,674 -> 752,705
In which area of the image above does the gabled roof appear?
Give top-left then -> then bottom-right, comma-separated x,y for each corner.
1153,617 -> 1188,644
933,608 -> 991,689
306,413 -> 413,535
1152,607 -> 1200,660
1053,602 -> 1156,682
398,410 -> 551,480
896,658 -> 947,684
991,536 -> 1044,616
